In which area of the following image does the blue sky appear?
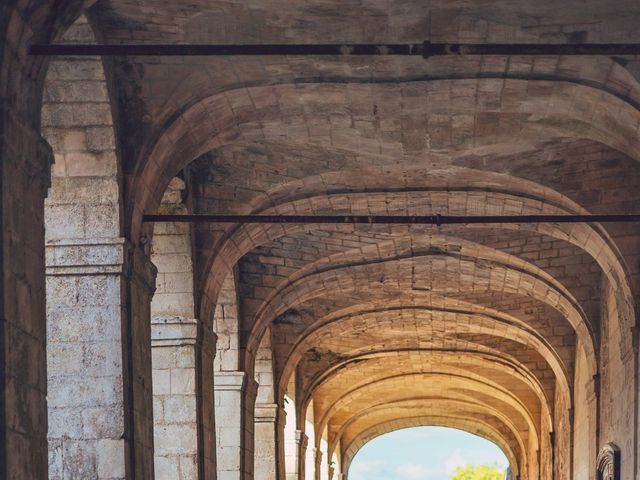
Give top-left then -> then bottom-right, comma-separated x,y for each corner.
348,426 -> 509,480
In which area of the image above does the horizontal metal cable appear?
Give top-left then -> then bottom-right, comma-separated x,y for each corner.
142,213 -> 640,225
29,42 -> 640,57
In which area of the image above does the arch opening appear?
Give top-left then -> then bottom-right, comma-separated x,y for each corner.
349,426 -> 511,480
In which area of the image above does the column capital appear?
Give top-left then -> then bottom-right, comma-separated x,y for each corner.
254,402 -> 283,423
151,316 -> 218,354
151,316 -> 204,347
296,429 -> 309,449
215,371 -> 259,396
126,243 -> 157,291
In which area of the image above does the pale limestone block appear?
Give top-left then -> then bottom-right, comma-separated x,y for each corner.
45,203 -> 86,239
170,368 -> 196,394
155,455 -> 180,480
217,426 -> 243,447
62,440 -> 97,478
219,349 -> 239,371
48,407 -> 84,438
82,405 -> 125,438
82,341 -> 123,374
155,425 -> 198,455
152,292 -> 195,317
47,342 -> 84,374
49,439 -> 63,479
97,439 -> 126,478
164,395 -> 197,423
84,202 -> 121,238
179,455 -> 198,480
153,369 -> 171,395
86,126 -> 116,151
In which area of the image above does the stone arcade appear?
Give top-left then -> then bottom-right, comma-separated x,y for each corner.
2,1 -> 640,479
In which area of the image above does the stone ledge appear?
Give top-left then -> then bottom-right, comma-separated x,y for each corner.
151,316 -> 218,351
151,316 -> 198,347
46,237 -> 126,275
254,402 -> 282,423
215,371 -> 246,390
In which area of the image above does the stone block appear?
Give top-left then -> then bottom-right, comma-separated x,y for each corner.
86,126 -> 116,151
62,440 -> 97,479
82,405 -> 125,438
155,455 -> 180,480
97,439 -> 126,479
164,395 -> 197,423
66,151 -> 115,177
155,425 -> 198,455
153,368 -> 171,395
45,204 -> 85,240
170,368 -> 196,394
49,407 -> 84,438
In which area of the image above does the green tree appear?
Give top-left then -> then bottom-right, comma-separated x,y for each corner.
450,464 -> 505,480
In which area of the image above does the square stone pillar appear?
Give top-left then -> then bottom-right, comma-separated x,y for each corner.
152,316 -> 218,479
314,448 -> 323,480
254,402 -> 286,480
215,371 -> 258,480
46,240 -> 156,479
0,114 -> 52,479
297,431 -> 309,480
285,429 -> 308,480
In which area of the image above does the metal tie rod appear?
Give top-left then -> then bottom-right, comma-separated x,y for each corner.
143,213 -> 640,225
29,42 -> 640,57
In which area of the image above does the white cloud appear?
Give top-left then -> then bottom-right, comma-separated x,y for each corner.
445,451 -> 467,475
395,462 -> 443,479
349,459 -> 387,480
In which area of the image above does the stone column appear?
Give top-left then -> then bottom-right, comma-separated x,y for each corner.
46,239 -> 156,479
285,429 -> 308,480
254,402 -> 285,480
216,371 -> 258,480
297,432 -> 309,480
125,246 -> 158,479
314,448 -> 323,480
0,113 -> 52,479
152,316 -> 217,479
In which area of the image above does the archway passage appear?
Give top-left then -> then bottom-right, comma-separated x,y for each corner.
349,426 -> 510,480
2,1 -> 640,480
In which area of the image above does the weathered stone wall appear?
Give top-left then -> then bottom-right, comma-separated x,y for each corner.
1,2 -> 56,477
0,102 -> 52,479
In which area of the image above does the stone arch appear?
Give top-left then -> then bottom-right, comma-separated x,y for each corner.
300,349 -> 553,433
334,398 -> 525,461
315,371 -> 539,445
282,301 -> 570,409
131,78 -> 640,245
245,234 -> 596,376
198,168 -> 633,331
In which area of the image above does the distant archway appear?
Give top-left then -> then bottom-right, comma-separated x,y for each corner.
348,426 -> 510,480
